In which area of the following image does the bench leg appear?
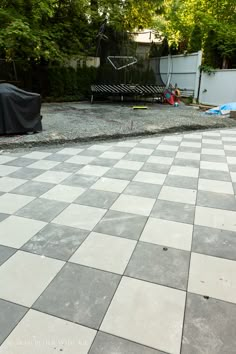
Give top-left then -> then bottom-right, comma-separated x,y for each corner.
91,94 -> 94,104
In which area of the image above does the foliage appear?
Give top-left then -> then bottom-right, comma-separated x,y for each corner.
154,0 -> 236,68
0,0 -> 162,62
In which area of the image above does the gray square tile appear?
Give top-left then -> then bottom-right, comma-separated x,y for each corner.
22,224 -> 88,261
101,277 -> 186,354
90,158 -> 118,167
79,149 -> 104,157
33,263 -> 120,329
5,157 -> 37,167
51,162 -> 82,173
182,293 -> 236,354
104,168 -> 137,180
89,332 -> 163,354
197,190 -> 236,211
192,225 -> 236,261
45,153 -> 71,162
199,169 -> 231,181
0,299 -> 27,345
124,181 -> 161,198
164,175 -> 198,189
94,210 -> 147,240
62,174 -> 99,188
75,189 -> 118,209
125,242 -> 190,290
9,167 -> 44,180
16,198 -> 68,222
179,146 -> 201,153
11,181 -> 54,197
0,245 -> 16,266
0,213 -> 9,222
152,149 -> 176,157
141,162 -> 170,174
123,154 -> 149,162
151,200 -> 195,224
173,158 -> 200,168
201,155 -> 227,163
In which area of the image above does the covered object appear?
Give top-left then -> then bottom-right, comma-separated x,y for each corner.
0,83 -> 42,134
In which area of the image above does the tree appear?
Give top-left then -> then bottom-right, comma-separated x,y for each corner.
154,0 -> 236,68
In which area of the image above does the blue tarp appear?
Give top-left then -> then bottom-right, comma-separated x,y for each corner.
205,102 -> 236,115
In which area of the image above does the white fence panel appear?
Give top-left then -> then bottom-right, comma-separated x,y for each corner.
159,52 -> 202,98
199,70 -> 236,106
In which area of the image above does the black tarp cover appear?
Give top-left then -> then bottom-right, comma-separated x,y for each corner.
0,83 -> 42,135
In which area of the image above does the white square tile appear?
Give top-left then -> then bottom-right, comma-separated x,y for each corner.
0,156 -> 16,164
76,165 -> 110,177
222,137 -> 236,142
100,151 -> 126,159
224,145 -> 236,151
169,166 -> 199,178
163,136 -> 182,142
129,148 -> 153,156
53,204 -> 106,230
181,142 -> 201,148
70,232 -> 136,274
184,134 -> 202,140
158,186 -> 197,205
101,277 -> 186,354
66,155 -> 95,165
91,177 -> 129,193
41,184 -> 85,203
0,177 -> 26,192
27,160 -> 60,170
133,171 -> 166,185
231,172 -> 236,182
227,156 -> 236,164
0,251 -> 64,306
176,152 -> 200,161
198,178 -> 234,194
0,216 -> 46,248
0,309 -> 96,354
0,193 -> 34,214
111,194 -> 155,216
203,132 -> 221,137
201,148 -> 225,156
156,144 -> 178,152
200,161 -> 229,172
140,138 -> 161,145
140,217 -> 193,251
23,152 -> 52,160
147,156 -> 174,165
188,253 -> 236,304
57,147 -> 83,155
202,139 -> 222,145
88,144 -> 111,151
0,165 -> 19,177
114,160 -> 144,171
34,171 -> 71,184
117,141 -> 137,147
195,206 -> 236,232
221,130 -> 236,135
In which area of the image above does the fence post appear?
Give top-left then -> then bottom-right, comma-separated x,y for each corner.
193,50 -> 202,101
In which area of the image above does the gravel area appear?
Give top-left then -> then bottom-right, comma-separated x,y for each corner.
1,102 -> 236,149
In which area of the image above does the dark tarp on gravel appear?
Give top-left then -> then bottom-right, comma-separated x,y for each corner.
0,83 -> 42,135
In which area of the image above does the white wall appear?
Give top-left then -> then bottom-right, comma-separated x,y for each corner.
199,70 -> 236,106
159,52 -> 202,98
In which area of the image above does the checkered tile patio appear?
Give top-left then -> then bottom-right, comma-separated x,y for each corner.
0,129 -> 236,354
